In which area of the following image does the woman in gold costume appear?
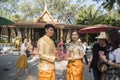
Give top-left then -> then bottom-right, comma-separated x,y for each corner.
66,30 -> 84,80
15,38 -> 32,79
37,24 -> 56,80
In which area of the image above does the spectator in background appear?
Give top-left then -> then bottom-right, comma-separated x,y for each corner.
88,32 -> 108,80
31,41 -> 38,56
99,29 -> 120,80
56,41 -> 68,60
83,41 -> 88,64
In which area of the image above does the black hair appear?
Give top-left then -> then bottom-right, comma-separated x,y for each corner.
32,41 -> 37,47
44,24 -> 55,30
22,37 -> 28,42
106,29 -> 120,51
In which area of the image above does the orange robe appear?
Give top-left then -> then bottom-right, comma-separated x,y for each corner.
37,35 -> 56,80
66,60 -> 84,80
39,70 -> 55,80
66,41 -> 84,80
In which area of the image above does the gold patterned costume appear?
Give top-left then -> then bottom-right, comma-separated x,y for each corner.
37,35 -> 56,80
15,43 -> 29,68
66,42 -> 84,80
14,36 -> 21,50
16,55 -> 28,68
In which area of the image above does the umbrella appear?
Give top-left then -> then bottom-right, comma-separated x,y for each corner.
0,17 -> 14,25
79,24 -> 120,33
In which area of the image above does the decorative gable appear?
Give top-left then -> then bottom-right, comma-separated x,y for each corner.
36,4 -> 57,23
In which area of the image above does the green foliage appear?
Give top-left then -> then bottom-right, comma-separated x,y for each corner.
0,0 -> 8,2
1,0 -> 120,27
75,5 -> 104,25
75,4 -> 120,27
0,0 -> 85,23
93,0 -> 120,10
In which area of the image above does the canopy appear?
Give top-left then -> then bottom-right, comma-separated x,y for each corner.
0,17 -> 14,25
79,24 -> 120,33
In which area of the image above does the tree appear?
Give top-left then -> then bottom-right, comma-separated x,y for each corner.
75,4 -> 120,27
75,5 -> 105,25
93,0 -> 120,10
0,0 -> 19,20
0,0 -> 85,23
102,9 -> 120,27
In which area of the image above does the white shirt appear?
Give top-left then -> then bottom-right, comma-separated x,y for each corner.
20,43 -> 30,55
109,48 -> 120,63
83,44 -> 87,55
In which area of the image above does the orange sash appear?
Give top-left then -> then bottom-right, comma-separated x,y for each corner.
66,60 -> 84,80
39,70 -> 55,80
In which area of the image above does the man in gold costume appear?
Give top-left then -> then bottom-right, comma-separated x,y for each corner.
37,24 -> 56,80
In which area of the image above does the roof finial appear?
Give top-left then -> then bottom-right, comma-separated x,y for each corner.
44,0 -> 47,10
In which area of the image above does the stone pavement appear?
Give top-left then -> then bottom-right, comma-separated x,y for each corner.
0,53 -> 94,80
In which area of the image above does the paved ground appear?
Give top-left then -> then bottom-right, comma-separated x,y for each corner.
0,51 -> 94,80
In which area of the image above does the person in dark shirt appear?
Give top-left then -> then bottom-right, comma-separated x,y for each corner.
88,32 -> 108,80
99,30 -> 120,80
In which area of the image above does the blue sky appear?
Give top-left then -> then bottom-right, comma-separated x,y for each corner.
83,0 -> 103,8
83,0 -> 96,5
73,0 -> 103,9
84,0 -> 103,8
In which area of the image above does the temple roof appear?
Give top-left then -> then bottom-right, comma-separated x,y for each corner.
13,22 -> 86,29
13,2 -> 86,29
35,2 -> 57,23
